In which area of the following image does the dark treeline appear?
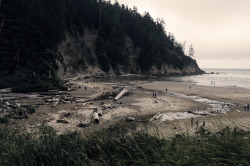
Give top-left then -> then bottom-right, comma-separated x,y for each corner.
0,0 -> 198,91
94,1 -> 195,72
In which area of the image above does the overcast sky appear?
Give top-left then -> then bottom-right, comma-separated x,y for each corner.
111,0 -> 250,69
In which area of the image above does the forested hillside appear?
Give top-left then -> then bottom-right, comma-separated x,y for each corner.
0,0 -> 203,92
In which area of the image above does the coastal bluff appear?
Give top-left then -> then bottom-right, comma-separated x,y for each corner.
56,30 -> 203,79
0,0 -> 203,91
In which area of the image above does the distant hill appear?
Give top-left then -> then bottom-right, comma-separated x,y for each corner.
0,0 -> 203,92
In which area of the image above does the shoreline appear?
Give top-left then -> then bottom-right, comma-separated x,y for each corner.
1,78 -> 250,138
139,80 -> 250,105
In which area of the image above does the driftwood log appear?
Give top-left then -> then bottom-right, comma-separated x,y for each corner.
97,109 -> 103,116
150,112 -> 161,122
78,121 -> 90,128
126,117 -> 135,122
56,119 -> 69,124
52,99 -> 60,107
114,89 -> 128,101
92,112 -> 99,123
187,111 -> 207,116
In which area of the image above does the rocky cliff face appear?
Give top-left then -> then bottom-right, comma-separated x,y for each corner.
148,64 -> 204,76
57,29 -> 105,78
56,29 -> 203,78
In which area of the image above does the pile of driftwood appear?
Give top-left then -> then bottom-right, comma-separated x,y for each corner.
101,103 -> 115,109
78,107 -> 104,126
0,88 -> 44,101
0,102 -> 35,119
56,107 -> 104,127
44,95 -> 93,107
45,88 -> 131,108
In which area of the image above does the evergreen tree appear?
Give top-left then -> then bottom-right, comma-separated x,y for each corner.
189,44 -> 195,58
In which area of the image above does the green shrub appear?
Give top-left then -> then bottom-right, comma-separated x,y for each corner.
26,106 -> 35,114
0,117 -> 9,124
12,77 -> 63,93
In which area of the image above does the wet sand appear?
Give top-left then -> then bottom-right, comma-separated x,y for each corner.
1,79 -> 250,138
140,81 -> 250,104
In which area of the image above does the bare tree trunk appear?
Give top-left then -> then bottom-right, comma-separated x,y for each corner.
99,0 -> 102,31
0,17 -> 5,33
16,51 -> 19,70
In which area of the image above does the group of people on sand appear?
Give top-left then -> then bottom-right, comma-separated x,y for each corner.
191,118 -> 206,128
153,92 -> 157,97
153,88 -> 168,97
211,81 -> 215,86
244,104 -> 250,111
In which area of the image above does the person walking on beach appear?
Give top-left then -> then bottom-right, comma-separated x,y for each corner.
211,81 -> 213,86
214,81 -> 215,86
191,117 -> 194,127
196,120 -> 199,127
247,104 -> 250,111
203,121 -> 205,127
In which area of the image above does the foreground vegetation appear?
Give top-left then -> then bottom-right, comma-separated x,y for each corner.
0,124 -> 249,166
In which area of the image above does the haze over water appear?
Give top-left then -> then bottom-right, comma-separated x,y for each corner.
173,69 -> 250,89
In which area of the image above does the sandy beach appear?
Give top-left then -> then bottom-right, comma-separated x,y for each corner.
1,78 -> 250,138
140,81 -> 250,105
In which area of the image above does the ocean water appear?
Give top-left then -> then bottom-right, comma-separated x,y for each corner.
94,69 -> 250,89
171,69 -> 250,89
